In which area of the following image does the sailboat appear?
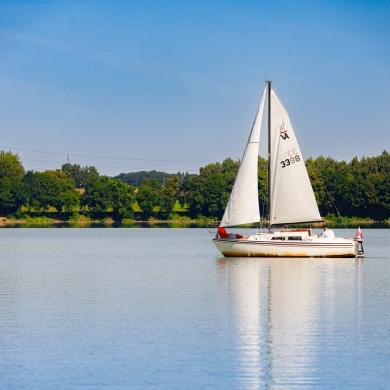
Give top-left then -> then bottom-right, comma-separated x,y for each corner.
212,81 -> 364,258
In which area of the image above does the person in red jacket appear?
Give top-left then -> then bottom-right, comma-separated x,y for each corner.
218,227 -> 248,239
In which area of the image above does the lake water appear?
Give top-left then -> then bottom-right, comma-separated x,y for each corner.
0,227 -> 389,389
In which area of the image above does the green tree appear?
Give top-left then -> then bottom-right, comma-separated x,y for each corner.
158,176 -> 179,219
344,157 -> 367,217
377,173 -> 390,219
0,151 -> 25,215
62,163 -> 99,188
44,170 -> 78,213
11,181 -> 30,213
110,179 -> 136,221
82,175 -> 112,217
305,151 -> 390,220
179,158 -> 240,219
203,172 -> 227,217
0,151 -> 25,182
362,151 -> 390,219
136,182 -> 160,219
179,174 -> 206,218
60,190 -> 80,215
27,171 -> 58,212
0,177 -> 14,214
142,178 -> 162,190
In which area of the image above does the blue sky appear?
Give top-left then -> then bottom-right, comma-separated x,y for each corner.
1,0 -> 389,175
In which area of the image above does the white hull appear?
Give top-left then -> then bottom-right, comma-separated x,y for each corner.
213,235 -> 359,258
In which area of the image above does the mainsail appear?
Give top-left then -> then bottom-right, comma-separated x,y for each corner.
269,89 -> 322,225
220,86 -> 266,227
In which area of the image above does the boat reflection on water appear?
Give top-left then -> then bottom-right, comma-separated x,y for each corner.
217,257 -> 363,388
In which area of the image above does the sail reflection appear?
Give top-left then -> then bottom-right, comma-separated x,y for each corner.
218,258 -> 362,389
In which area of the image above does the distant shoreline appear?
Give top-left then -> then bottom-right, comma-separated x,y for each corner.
1,217 -> 388,228
0,217 -> 202,227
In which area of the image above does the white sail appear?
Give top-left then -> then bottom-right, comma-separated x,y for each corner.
269,89 -> 322,225
220,86 -> 266,227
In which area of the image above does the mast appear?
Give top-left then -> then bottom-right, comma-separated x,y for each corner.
267,80 -> 272,229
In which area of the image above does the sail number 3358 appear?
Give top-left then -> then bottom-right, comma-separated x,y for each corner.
280,148 -> 301,168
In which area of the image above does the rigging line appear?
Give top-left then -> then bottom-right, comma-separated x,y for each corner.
1,147 -> 64,156
323,185 -> 352,236
283,98 -> 351,231
71,154 -> 209,163
0,146 -> 211,163
310,164 -> 353,236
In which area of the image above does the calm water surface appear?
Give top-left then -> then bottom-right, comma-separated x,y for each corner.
0,228 -> 389,389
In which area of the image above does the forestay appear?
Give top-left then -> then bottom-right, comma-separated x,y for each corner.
220,86 -> 266,227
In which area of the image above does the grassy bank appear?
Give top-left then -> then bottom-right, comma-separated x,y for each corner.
1,215 -> 388,228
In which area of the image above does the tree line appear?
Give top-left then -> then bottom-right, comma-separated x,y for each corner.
0,150 -> 389,222
115,170 -> 192,188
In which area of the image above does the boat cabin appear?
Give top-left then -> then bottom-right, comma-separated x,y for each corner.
270,229 -> 311,241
